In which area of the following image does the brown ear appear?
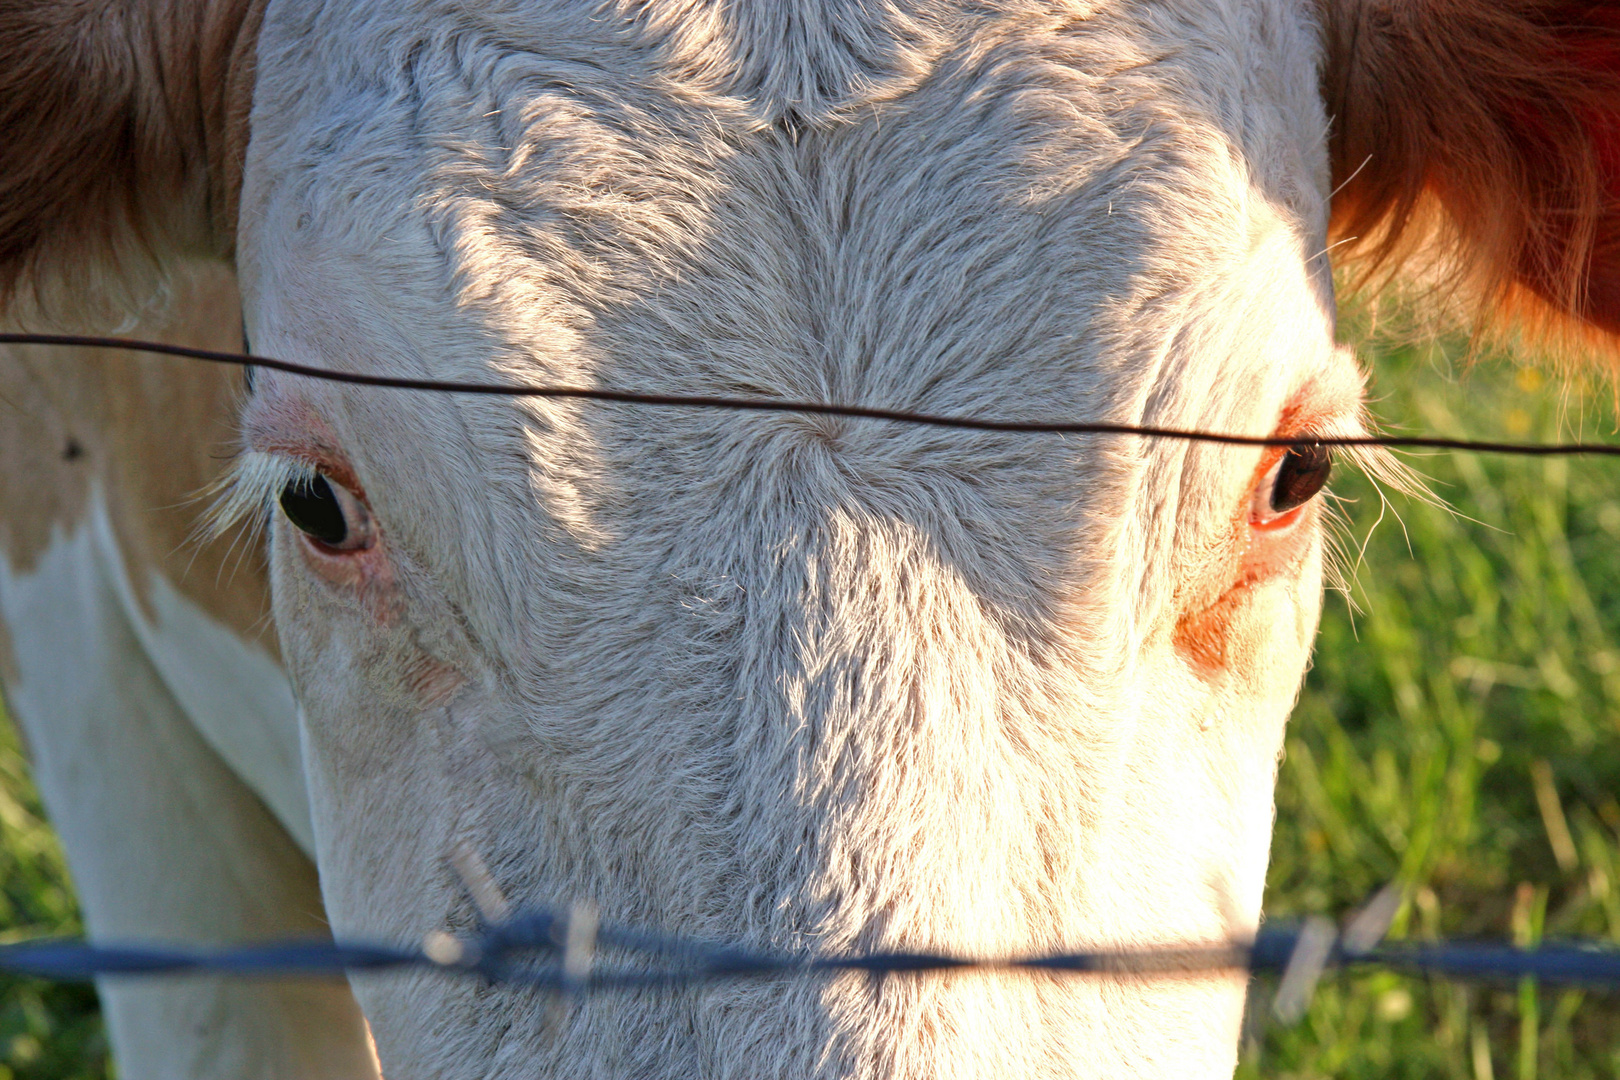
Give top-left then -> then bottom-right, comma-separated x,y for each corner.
0,0 -> 264,317
1322,0 -> 1620,347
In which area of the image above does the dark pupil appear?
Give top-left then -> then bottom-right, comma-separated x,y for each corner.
279,475 -> 348,546
1270,443 -> 1333,513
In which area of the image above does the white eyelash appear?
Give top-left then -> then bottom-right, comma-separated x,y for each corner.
200,451 -> 317,542
1314,413 -> 1434,611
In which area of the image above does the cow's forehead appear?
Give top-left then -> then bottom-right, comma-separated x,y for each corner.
238,0 -> 1339,643
243,0 -> 1332,382
243,0 -> 1331,337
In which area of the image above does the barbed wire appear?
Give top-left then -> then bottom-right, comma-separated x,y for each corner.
3,886 -> 1620,1026
4,332 -> 1620,457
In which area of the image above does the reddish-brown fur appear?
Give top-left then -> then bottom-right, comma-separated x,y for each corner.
1322,1 -> 1620,348
0,0 -> 263,314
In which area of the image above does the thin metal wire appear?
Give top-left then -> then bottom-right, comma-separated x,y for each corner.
3,902 -> 1620,996
4,332 -> 1619,457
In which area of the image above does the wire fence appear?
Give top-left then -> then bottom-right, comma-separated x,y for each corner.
3,880 -> 1620,1026
5,332 -> 1620,1032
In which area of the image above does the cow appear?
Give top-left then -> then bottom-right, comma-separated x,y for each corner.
2,1 -> 1618,1076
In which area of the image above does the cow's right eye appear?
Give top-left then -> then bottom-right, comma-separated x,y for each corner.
280,475 -> 371,551
1250,442 -> 1332,529
1269,443 -> 1332,513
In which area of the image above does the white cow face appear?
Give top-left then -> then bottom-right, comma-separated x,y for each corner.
225,0 -> 1364,1075
7,0 -> 1617,1074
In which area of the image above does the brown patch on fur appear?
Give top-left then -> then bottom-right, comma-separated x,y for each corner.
0,261 -> 275,653
402,653 -> 466,708
0,0 -> 265,314
1169,513 -> 1249,679
1173,589 -> 1242,676
1321,1 -> 1620,351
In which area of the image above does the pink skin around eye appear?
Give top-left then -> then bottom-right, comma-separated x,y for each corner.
1252,505 -> 1306,532
242,392 -> 397,604
298,514 -> 393,603
1247,452 -> 1309,533
287,479 -> 395,609
242,393 -> 363,496
298,479 -> 377,555
1240,492 -> 1317,581
1173,419 -> 1335,674
1238,400 -> 1344,577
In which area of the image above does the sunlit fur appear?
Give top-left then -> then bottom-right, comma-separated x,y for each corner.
233,2 -> 1347,1077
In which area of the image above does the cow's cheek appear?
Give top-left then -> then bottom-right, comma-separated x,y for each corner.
1173,513 -> 1325,693
1234,539 -> 1326,857
267,521 -> 469,947
270,523 -> 544,1076
1042,544 -> 1326,1072
1161,535 -> 1325,924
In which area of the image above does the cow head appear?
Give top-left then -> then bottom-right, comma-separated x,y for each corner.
4,1 -> 1618,1076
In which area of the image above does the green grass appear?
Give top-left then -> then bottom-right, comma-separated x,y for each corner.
0,719 -> 106,1080
3,324 -> 1620,1077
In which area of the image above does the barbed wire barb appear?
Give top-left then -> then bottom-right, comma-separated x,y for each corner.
1272,917 -> 1337,1023
1341,882 -> 1403,957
